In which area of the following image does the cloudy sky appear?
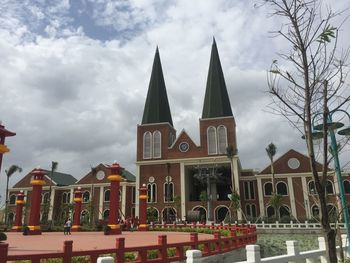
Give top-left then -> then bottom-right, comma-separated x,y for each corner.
0,0 -> 349,204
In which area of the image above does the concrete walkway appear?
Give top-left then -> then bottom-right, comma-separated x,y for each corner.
6,231 -> 213,255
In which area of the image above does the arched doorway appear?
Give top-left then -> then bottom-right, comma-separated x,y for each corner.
193,206 -> 207,223
8,212 -> 15,225
103,209 -> 110,220
147,207 -> 159,223
266,206 -> 275,218
279,205 -> 290,221
81,210 -> 90,225
215,206 -> 229,223
162,207 -> 176,223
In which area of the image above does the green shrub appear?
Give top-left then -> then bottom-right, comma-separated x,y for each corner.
125,252 -> 136,261
167,248 -> 176,257
147,249 -> 158,259
0,232 -> 7,241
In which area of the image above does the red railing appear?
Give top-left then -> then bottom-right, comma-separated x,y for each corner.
0,224 -> 257,263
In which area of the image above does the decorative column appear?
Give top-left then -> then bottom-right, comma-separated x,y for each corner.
28,168 -> 47,235
71,187 -> 82,232
138,183 -> 148,231
107,162 -> 122,234
0,122 -> 16,173
12,191 -> 25,232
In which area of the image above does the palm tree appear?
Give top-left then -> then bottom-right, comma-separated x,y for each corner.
4,165 -> 22,225
265,142 -> 281,220
43,161 -> 58,224
265,143 -> 277,194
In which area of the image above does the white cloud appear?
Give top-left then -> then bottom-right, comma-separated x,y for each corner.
0,0 -> 349,205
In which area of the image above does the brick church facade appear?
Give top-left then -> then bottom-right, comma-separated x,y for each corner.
6,40 -> 350,225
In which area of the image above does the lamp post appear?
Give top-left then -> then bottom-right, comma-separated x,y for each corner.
307,109 -> 350,254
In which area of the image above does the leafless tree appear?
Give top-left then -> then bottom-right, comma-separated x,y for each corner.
263,0 -> 350,262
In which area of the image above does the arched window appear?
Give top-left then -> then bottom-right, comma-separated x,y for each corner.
217,125 -> 227,154
104,190 -> 110,202
153,131 -> 161,158
147,183 -> 157,203
41,192 -> 49,204
82,191 -> 90,203
264,182 -> 273,196
344,180 -> 350,194
207,126 -> 217,155
164,182 -> 174,202
103,209 -> 110,220
143,132 -> 152,159
311,205 -> 319,218
326,180 -> 334,195
276,182 -> 288,196
308,181 -> 316,195
266,206 -> 275,218
62,192 -> 70,204
9,194 -> 16,205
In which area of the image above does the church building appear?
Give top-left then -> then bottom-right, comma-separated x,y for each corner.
135,39 -> 243,223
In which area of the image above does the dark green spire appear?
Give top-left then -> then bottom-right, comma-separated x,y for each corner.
202,39 -> 233,119
142,47 -> 173,126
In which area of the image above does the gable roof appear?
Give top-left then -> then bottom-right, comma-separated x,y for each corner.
45,170 -> 77,186
12,169 -> 77,188
202,38 -> 233,119
142,47 -> 173,126
76,163 -> 135,184
259,149 -> 327,175
170,129 -> 198,149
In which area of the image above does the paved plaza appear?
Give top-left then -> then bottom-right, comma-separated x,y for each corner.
6,231 -> 213,256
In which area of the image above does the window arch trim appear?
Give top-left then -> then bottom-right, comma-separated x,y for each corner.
207,126 -> 217,155
143,131 -> 152,159
217,125 -> 228,154
276,181 -> 288,196
263,182 -> 273,196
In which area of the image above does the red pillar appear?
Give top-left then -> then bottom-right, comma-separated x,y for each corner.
0,123 -> 16,174
12,191 -> 25,232
138,184 -> 148,231
107,162 -> 122,234
71,187 -> 82,232
28,168 -> 47,235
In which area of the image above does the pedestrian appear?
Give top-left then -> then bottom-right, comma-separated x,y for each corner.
66,218 -> 72,235
63,219 -> 68,235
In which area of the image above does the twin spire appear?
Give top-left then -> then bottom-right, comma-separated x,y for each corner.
141,39 -> 233,126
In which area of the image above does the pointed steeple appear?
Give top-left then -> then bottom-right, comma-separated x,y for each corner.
202,39 -> 233,119
142,47 -> 173,126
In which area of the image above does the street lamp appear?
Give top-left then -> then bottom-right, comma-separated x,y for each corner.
306,109 -> 350,254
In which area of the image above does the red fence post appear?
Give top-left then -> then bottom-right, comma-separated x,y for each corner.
116,237 -> 125,263
0,242 -> 9,263
63,240 -> 73,263
214,232 -> 221,252
158,235 -> 167,261
190,232 -> 198,250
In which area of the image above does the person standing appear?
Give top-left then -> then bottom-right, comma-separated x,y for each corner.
63,219 -> 68,235
66,218 -> 72,235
